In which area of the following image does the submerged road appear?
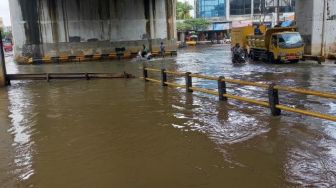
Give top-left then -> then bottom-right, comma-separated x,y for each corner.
0,45 -> 335,187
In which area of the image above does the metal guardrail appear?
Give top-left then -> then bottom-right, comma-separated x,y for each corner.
143,66 -> 336,122
25,51 -> 178,64
7,72 -> 135,82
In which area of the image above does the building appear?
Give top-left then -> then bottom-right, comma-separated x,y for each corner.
197,0 -> 226,18
194,0 -> 230,41
191,0 -> 295,41
195,0 -> 296,26
230,0 -> 295,26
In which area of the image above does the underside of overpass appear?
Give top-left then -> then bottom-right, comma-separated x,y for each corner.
9,0 -> 177,63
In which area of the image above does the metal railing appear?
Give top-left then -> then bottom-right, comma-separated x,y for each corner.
142,66 -> 336,122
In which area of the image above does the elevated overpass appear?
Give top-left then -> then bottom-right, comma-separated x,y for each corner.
8,0 -> 177,63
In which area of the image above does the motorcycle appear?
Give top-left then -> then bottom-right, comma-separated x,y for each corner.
231,48 -> 246,64
138,51 -> 153,60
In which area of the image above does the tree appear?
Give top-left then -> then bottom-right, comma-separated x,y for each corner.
176,1 -> 193,20
177,18 -> 211,32
177,22 -> 192,31
184,18 -> 211,31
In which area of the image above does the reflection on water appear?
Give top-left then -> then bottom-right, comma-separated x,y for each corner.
8,85 -> 35,181
1,45 -> 336,187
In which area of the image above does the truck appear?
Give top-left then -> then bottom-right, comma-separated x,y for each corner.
231,26 -> 304,63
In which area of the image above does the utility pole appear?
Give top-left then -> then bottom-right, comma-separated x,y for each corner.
276,0 -> 280,25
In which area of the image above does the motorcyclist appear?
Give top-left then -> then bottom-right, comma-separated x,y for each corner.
141,44 -> 149,57
233,43 -> 242,57
232,43 -> 245,63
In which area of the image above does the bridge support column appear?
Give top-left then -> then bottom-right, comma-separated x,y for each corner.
296,0 -> 336,57
0,31 -> 7,87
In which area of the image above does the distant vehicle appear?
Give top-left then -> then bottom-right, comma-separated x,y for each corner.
224,38 -> 231,44
186,35 -> 197,46
137,51 -> 152,60
3,42 -> 13,52
231,26 -> 304,63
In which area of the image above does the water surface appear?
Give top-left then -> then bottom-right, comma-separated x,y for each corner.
1,45 -> 336,187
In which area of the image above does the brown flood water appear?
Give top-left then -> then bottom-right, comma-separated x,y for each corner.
0,45 -> 336,187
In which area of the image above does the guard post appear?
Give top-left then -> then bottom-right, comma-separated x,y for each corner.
185,72 -> 193,92
218,76 -> 227,101
268,83 -> 281,116
161,69 -> 167,86
143,64 -> 148,81
46,73 -> 50,82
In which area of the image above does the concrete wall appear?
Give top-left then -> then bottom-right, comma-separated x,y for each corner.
296,0 -> 336,57
325,0 -> 336,57
9,0 -> 177,62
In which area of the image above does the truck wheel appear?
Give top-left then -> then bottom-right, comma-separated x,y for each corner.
268,53 -> 277,64
250,50 -> 258,61
290,60 -> 300,63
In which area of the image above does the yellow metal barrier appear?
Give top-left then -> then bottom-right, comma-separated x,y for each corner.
224,94 -> 270,107
190,74 -> 218,81
274,86 -> 336,99
276,105 -> 336,122
190,87 -> 218,95
145,68 -> 161,73
222,78 -> 269,88
145,78 -> 161,83
164,70 -> 186,76
165,82 -> 185,88
142,66 -> 336,122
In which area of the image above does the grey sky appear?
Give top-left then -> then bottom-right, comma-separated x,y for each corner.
0,0 -> 10,26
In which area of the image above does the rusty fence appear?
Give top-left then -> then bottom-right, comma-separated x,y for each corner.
142,66 -> 336,122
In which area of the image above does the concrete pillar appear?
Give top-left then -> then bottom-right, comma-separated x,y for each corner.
296,0 -> 336,57
149,0 -> 155,39
0,31 -> 7,87
165,0 -> 176,40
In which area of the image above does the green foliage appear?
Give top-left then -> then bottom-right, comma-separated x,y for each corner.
176,1 -> 193,20
177,22 -> 192,31
0,28 -> 4,39
0,28 -> 11,39
177,18 -> 211,31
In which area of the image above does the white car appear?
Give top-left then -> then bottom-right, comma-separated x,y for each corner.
223,38 -> 231,44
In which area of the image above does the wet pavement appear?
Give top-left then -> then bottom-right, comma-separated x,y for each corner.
0,45 -> 336,187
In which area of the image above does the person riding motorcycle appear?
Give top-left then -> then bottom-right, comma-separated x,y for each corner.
141,44 -> 149,58
138,44 -> 152,60
232,43 -> 245,63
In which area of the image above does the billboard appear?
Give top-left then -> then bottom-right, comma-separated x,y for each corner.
232,20 -> 253,28
213,23 -> 230,31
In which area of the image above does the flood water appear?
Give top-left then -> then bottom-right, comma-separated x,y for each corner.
1,45 -> 336,187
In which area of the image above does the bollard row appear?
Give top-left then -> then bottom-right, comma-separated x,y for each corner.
142,66 -> 336,122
